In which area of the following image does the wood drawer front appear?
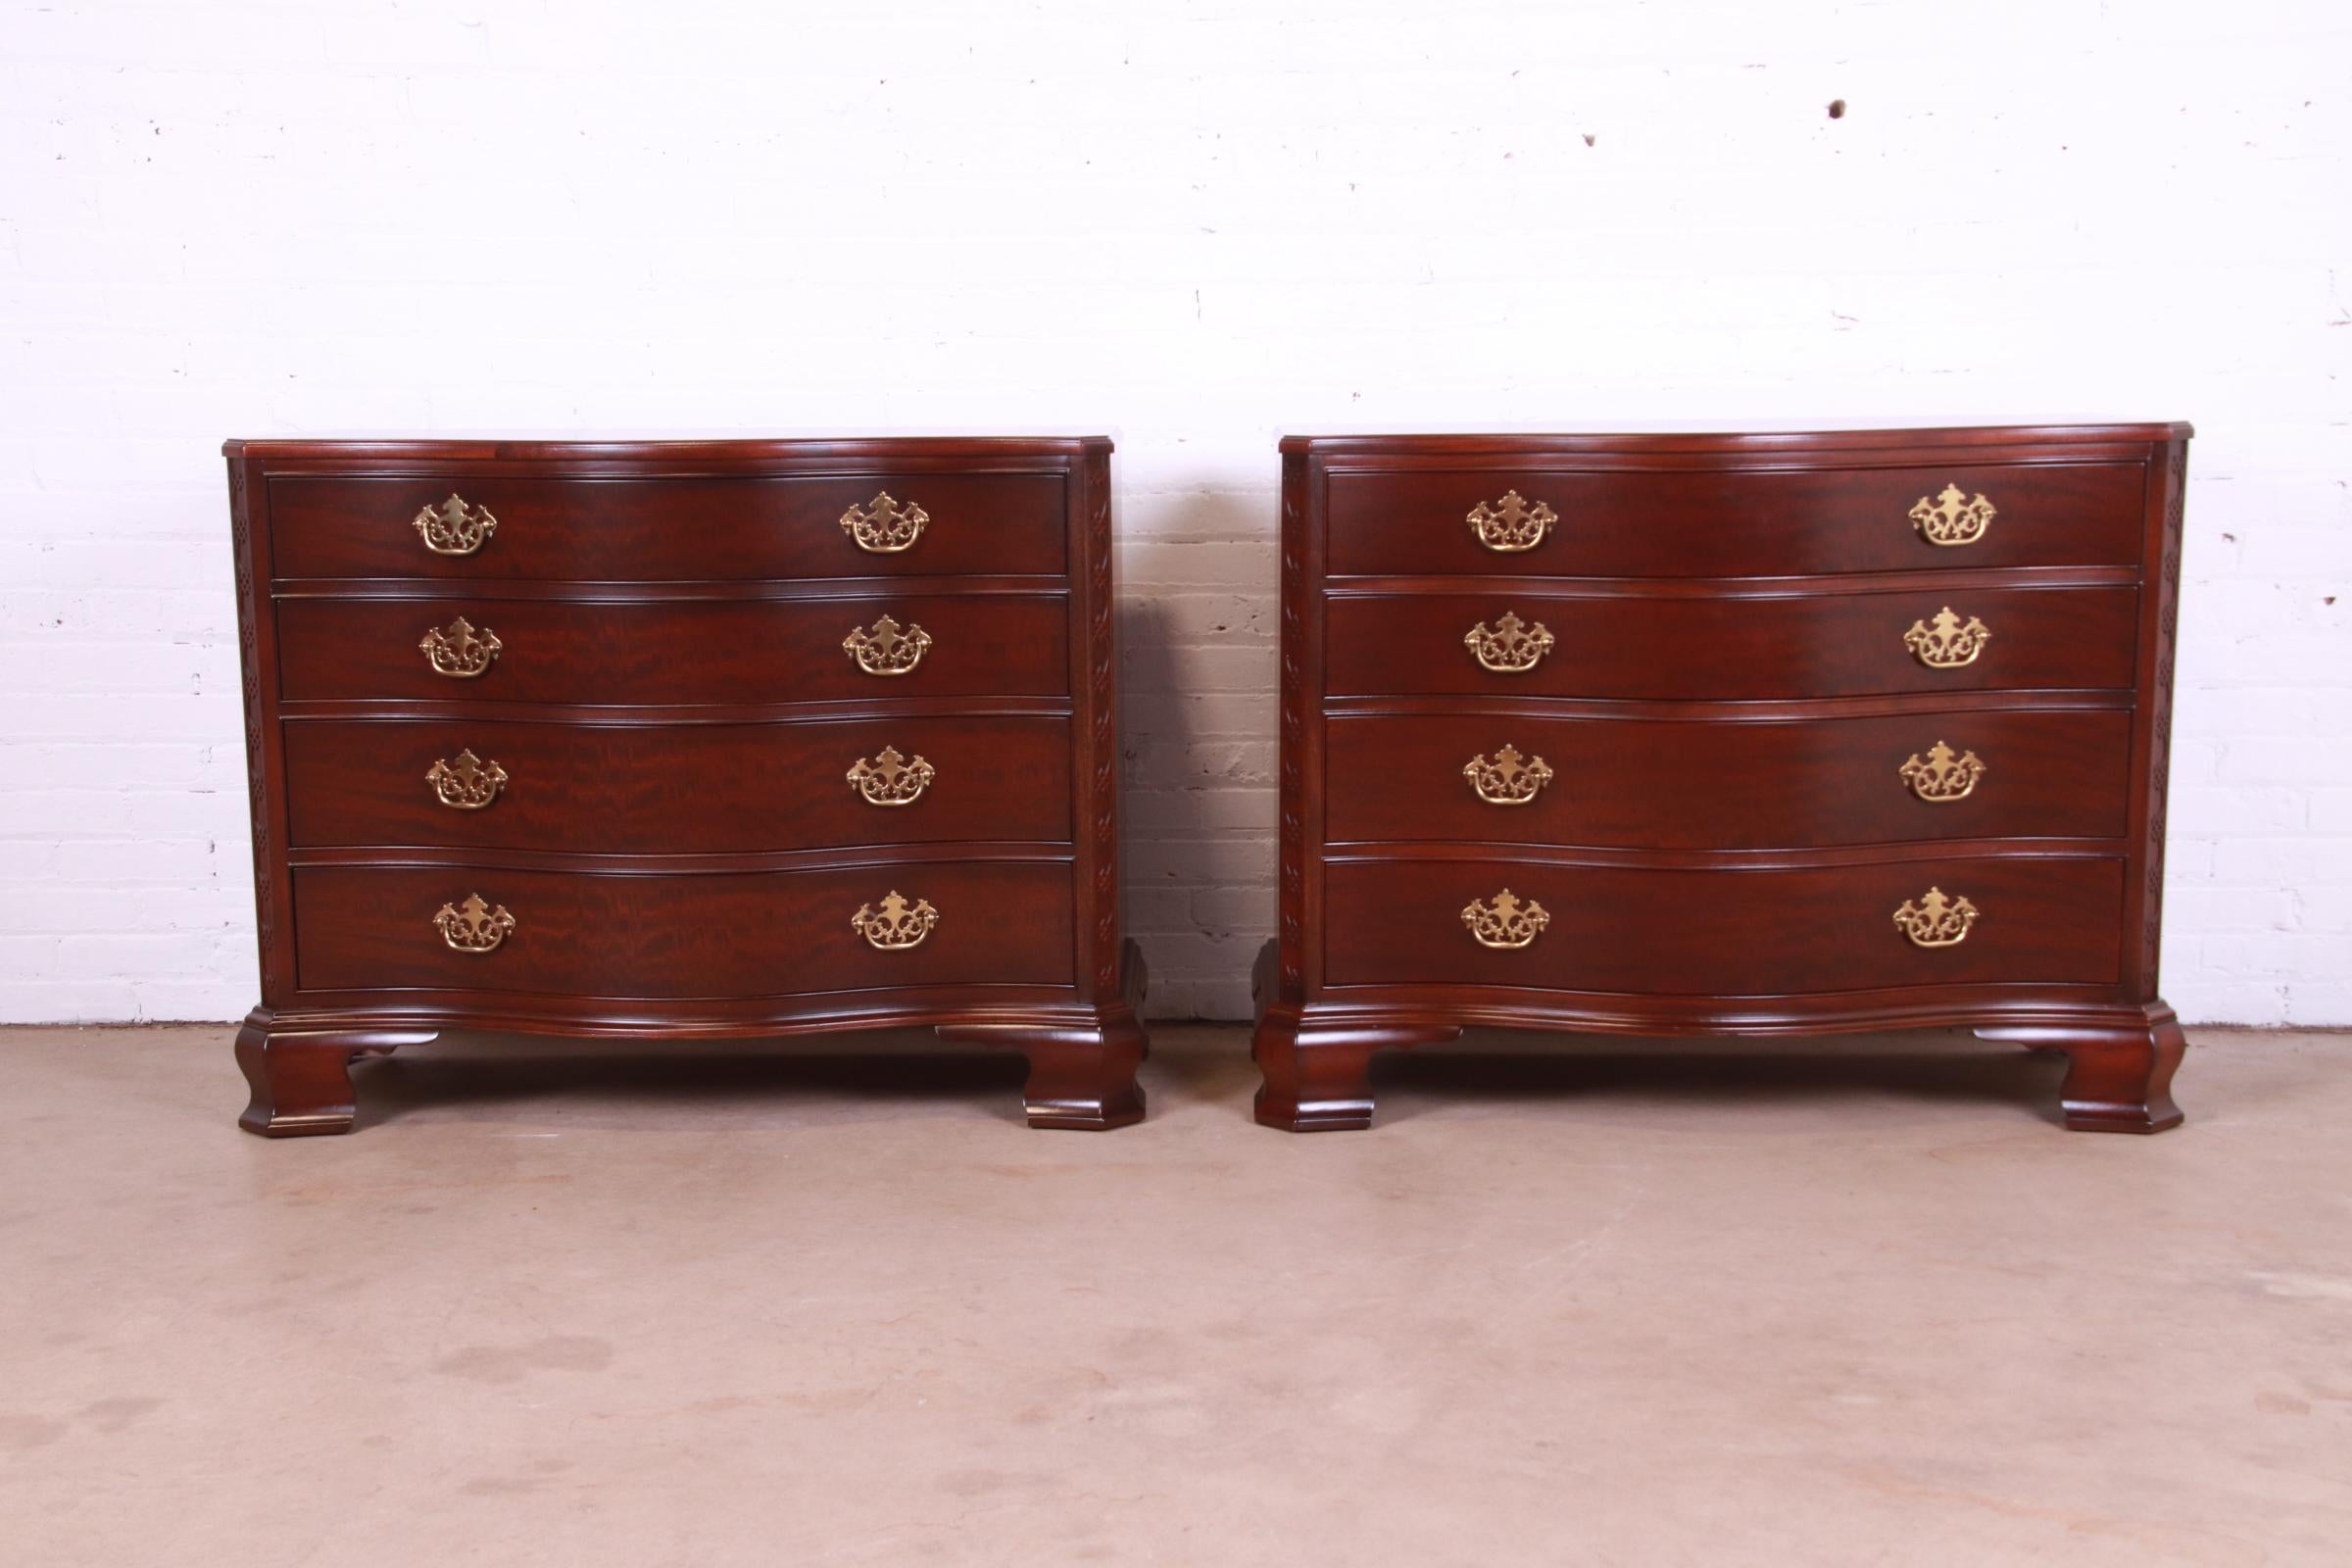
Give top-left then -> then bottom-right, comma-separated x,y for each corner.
292,860 -> 1075,998
1322,856 -> 2125,993
1323,710 -> 2132,849
284,716 -> 1073,854
276,594 -> 1069,705
1324,586 -> 2137,701
1325,462 -> 2144,576
269,473 -> 1067,580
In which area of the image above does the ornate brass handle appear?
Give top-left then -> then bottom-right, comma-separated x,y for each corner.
843,614 -> 931,676
1464,612 -> 1555,673
840,491 -> 928,554
1463,745 -> 1553,806
1909,483 -> 1995,547
419,616 -> 503,678
426,749 -> 509,809
1893,887 -> 1978,948
432,893 -> 514,954
1898,741 -> 1984,803
1461,889 -> 1549,950
846,746 -> 934,807
413,493 -> 498,557
1466,490 -> 1557,552
852,890 -> 938,951
1902,607 -> 1990,669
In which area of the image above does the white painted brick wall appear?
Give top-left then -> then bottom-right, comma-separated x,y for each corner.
1,0 -> 2345,1024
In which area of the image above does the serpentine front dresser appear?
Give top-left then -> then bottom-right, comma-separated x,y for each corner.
1256,424 -> 2191,1133
226,437 -> 1145,1135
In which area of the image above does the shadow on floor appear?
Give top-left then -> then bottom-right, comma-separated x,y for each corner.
1135,1025 -> 2076,1128
345,1025 -> 2078,1132
1362,1031 -> 2074,1128
352,1030 -> 1034,1131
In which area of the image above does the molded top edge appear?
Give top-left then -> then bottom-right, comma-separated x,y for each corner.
1280,422 -> 2192,455
223,435 -> 1114,460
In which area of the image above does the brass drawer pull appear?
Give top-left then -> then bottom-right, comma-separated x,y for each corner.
1903,607 -> 1990,669
1463,745 -> 1553,806
426,749 -> 509,809
433,893 -> 515,954
853,890 -> 938,951
1893,887 -> 1978,948
1898,741 -> 1984,803
840,491 -> 928,554
1461,889 -> 1549,950
843,613 -> 931,676
413,493 -> 498,557
419,616 -> 502,678
846,746 -> 935,807
1464,612 -> 1554,673
1909,483 -> 1995,547
1466,490 -> 1556,552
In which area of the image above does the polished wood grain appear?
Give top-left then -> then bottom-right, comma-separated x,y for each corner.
1322,706 -> 2132,848
1327,459 -> 2145,576
1324,584 -> 2140,701
270,470 -> 1068,581
1259,425 -> 2192,1134
292,858 -> 1077,997
276,591 -> 1070,705
1322,853 -> 2126,992
283,714 -> 1073,853
227,437 -> 1144,1134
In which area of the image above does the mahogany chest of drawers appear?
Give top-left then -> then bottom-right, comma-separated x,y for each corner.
226,438 -> 1145,1135
1255,425 -> 2192,1133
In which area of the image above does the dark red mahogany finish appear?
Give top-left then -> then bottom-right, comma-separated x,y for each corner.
227,438 -> 1144,1135
1257,425 -> 2192,1134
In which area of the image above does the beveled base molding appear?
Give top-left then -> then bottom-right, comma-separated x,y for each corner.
1249,941 -> 1462,1131
234,1012 -> 437,1138
1250,1007 -> 1462,1132
1977,1006 -> 2187,1134
234,945 -> 1153,1137
939,942 -> 1151,1131
1252,943 -> 2188,1134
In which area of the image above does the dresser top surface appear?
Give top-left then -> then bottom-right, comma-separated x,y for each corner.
1280,422 -> 2191,456
223,435 -> 1112,463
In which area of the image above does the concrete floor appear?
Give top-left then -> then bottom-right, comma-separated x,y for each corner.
2,1024 -> 2347,1566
